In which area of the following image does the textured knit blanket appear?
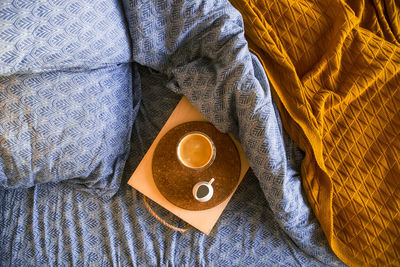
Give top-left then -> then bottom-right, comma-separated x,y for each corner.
229,0 -> 400,266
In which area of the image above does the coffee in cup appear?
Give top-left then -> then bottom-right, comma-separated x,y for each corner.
177,131 -> 216,170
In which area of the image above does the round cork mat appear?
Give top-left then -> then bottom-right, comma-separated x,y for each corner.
152,121 -> 241,211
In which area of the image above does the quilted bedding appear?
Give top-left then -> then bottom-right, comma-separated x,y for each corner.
230,0 -> 400,266
0,0 -> 348,266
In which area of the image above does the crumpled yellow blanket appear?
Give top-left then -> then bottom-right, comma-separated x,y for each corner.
229,0 -> 400,266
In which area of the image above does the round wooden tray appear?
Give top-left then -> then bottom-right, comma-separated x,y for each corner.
152,121 -> 241,211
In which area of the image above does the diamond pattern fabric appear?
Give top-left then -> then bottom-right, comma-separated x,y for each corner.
230,0 -> 400,266
0,65 -> 136,198
0,0 -> 135,197
0,60 -> 344,266
0,0 -> 131,75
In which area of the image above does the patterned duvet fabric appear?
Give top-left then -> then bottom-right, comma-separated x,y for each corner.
230,0 -> 400,266
0,61 -> 343,266
0,0 -> 346,266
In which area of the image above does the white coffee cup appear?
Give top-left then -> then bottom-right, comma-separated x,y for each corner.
193,178 -> 215,202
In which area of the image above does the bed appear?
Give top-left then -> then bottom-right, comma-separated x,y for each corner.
0,0 -> 398,266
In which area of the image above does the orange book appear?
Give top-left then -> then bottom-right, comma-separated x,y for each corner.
128,97 -> 249,234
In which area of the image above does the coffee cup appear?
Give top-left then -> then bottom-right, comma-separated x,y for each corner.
176,131 -> 216,170
193,178 -> 215,202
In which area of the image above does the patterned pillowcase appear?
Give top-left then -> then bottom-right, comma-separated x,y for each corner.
0,0 -> 131,75
0,0 -> 134,197
0,64 -> 135,197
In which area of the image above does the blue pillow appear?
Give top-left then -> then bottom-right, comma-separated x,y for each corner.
0,0 -> 131,75
0,0 -> 135,197
0,64 -> 135,197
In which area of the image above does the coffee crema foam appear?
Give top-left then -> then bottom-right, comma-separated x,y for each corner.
178,133 -> 213,168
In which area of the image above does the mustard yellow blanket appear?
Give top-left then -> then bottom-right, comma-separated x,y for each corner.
229,0 -> 400,266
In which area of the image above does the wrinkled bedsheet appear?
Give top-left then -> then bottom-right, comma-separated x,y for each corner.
0,60 -> 342,266
0,0 -> 345,266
